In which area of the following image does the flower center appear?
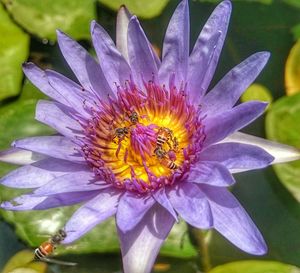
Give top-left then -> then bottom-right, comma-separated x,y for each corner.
81,81 -> 205,193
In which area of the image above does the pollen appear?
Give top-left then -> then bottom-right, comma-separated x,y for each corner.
81,81 -> 205,193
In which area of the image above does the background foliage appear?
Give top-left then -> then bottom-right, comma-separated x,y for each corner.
0,0 -> 300,272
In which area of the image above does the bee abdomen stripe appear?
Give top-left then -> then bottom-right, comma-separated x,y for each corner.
35,248 -> 46,259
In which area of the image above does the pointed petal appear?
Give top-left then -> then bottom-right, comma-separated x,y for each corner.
0,158 -> 88,188
193,0 -> 232,93
118,204 -> 175,273
36,100 -> 82,138
33,171 -> 108,196
45,70 -> 92,118
22,63 -> 69,104
13,136 -> 84,163
204,101 -> 267,146
187,161 -> 235,186
0,148 -> 45,165
63,189 -> 121,243
221,132 -> 300,164
127,16 -> 158,88
1,191 -> 99,211
188,31 -> 221,102
202,185 -> 267,255
201,52 -> 270,115
0,195 -> 47,210
117,192 -> 155,233
159,0 -> 189,87
91,21 -> 131,90
56,30 -> 115,100
199,142 -> 274,173
168,183 -> 212,229
152,187 -> 178,221
116,5 -> 131,62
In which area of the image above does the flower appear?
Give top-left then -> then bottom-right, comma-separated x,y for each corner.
0,0 -> 300,272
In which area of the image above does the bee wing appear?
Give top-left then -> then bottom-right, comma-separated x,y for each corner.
39,257 -> 77,266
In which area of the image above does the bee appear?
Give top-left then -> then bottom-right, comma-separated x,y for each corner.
156,127 -> 175,149
160,156 -> 178,170
112,127 -> 129,143
34,229 -> 76,266
154,146 -> 178,170
128,111 -> 139,125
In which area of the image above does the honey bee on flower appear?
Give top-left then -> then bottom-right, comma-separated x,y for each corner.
0,1 -> 300,273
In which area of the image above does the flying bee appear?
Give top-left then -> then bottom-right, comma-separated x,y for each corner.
154,146 -> 178,170
156,127 -> 175,149
34,229 -> 76,266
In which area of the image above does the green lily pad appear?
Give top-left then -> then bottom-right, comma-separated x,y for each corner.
265,93 -> 300,201
240,83 -> 273,106
1,249 -> 47,273
209,260 -> 300,273
2,0 -> 95,42
0,99 -> 54,150
0,98 -> 54,177
285,41 -> 300,95
283,0 -> 300,8
98,0 -> 170,19
0,4 -> 29,100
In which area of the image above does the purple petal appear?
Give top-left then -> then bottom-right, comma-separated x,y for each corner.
187,161 -> 235,186
1,191 -> 99,211
117,192 -> 155,233
152,187 -> 178,221
127,16 -> 158,89
159,0 -> 189,87
201,185 -> 267,255
118,204 -> 175,273
199,142 -> 274,173
222,132 -> 300,164
45,70 -> 93,119
22,63 -> 69,104
63,189 -> 121,243
203,101 -> 268,146
56,30 -> 115,100
116,5 -> 131,61
168,183 -> 212,229
36,100 -> 82,138
187,31 -> 221,102
0,158 -> 88,188
192,0 -> 232,93
0,148 -> 45,165
0,195 -> 47,210
201,52 -> 270,115
33,171 -> 108,196
13,136 -> 84,163
91,21 -> 131,90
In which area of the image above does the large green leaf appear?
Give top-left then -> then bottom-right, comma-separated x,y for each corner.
98,0 -> 169,19
0,99 -> 53,150
285,41 -> 300,95
209,260 -> 300,273
265,93 -> 300,201
240,84 -> 273,106
0,4 -> 29,100
2,0 -> 95,42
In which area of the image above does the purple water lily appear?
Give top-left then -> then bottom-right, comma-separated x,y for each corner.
1,1 -> 300,272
